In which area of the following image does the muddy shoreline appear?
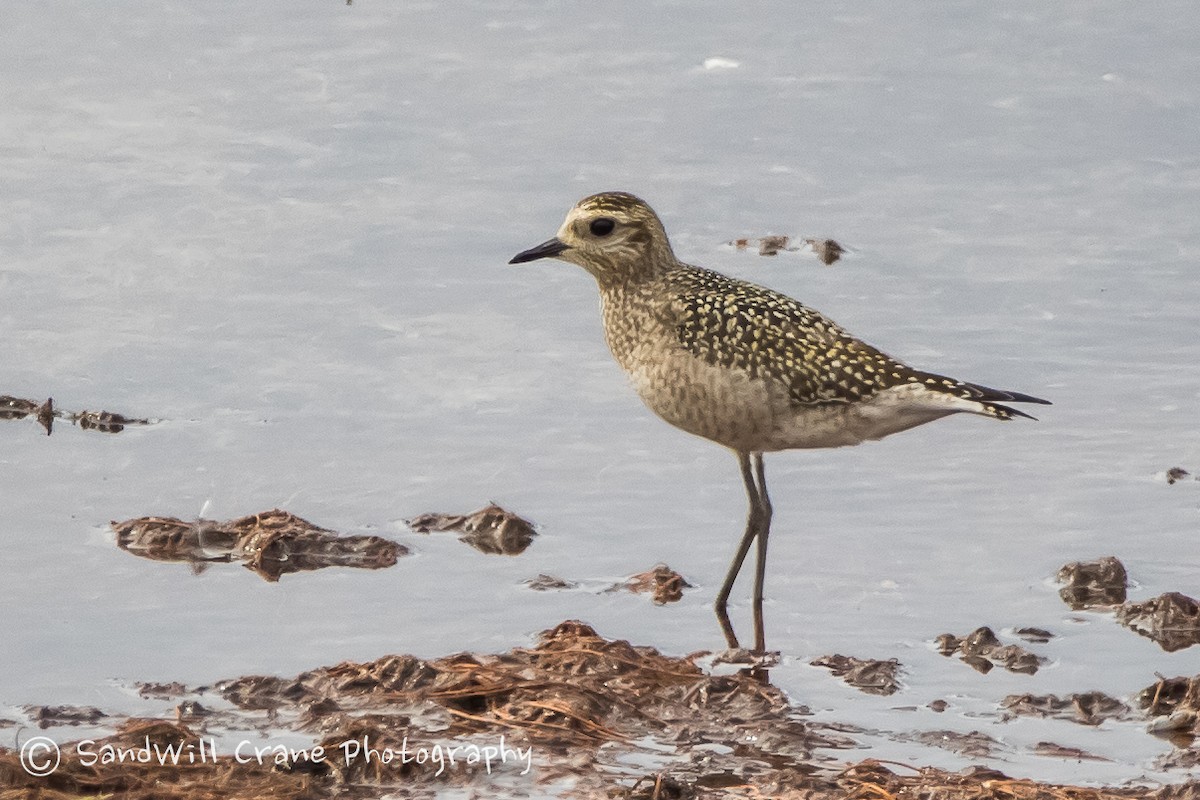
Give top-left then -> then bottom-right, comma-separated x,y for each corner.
4,504 -> 1199,797
3,617 -> 1198,799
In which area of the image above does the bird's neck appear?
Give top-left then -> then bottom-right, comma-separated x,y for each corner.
597,268 -> 671,335
591,242 -> 679,293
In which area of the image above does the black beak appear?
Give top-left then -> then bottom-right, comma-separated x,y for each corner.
509,237 -> 570,264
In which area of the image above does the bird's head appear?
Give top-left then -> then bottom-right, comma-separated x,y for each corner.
509,191 -> 675,285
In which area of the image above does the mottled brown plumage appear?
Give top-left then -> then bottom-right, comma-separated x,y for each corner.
510,191 -> 1048,655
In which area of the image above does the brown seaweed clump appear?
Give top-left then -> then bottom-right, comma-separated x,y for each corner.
212,621 -> 834,762
112,509 -> 406,581
1118,592 -> 1200,653
2,622 -> 1200,798
1165,467 -> 1191,484
1056,557 -> 1199,652
407,504 -> 536,555
728,236 -> 846,264
804,238 -> 846,265
935,626 -> 1045,675
730,235 -> 796,256
0,393 -> 151,435
613,564 -> 693,604
1057,556 -> 1129,609
811,654 -> 902,696
0,719 -> 310,800
1138,673 -> 1200,746
1000,692 -> 1130,726
523,573 -> 579,591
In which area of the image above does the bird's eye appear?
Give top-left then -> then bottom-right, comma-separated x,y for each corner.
589,218 -> 616,237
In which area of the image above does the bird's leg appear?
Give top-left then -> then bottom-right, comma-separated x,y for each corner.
714,452 -> 764,650
750,452 -> 772,654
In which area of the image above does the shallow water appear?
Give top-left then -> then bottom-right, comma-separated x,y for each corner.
2,0 -> 1199,787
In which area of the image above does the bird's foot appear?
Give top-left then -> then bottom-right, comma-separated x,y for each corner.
711,648 -> 780,668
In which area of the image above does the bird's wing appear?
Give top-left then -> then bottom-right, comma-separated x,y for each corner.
665,266 -> 1050,416
665,266 -> 912,406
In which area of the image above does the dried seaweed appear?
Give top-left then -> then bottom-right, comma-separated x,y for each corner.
728,236 -> 847,264
1057,557 -> 1128,609
1,623 -> 1197,799
112,509 -> 406,581
1118,593 -> 1200,652
811,654 -> 902,696
936,626 -> 1045,674
0,393 -> 151,435
613,564 -> 693,604
1000,692 -> 1130,726
407,504 -> 536,555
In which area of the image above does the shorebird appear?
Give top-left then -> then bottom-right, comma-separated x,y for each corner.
509,192 -> 1048,654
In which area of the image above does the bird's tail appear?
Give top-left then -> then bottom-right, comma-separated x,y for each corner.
980,401 -> 1038,421
915,372 -> 1052,422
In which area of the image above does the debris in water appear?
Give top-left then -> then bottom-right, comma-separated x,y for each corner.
22,704 -> 107,728
1057,556 -> 1128,609
914,729 -> 1002,758
1000,692 -> 1130,726
729,235 -> 848,263
36,397 -> 54,434
804,237 -> 846,265
1118,592 -> 1200,652
174,700 -> 210,722
523,573 -> 579,591
1139,674 -> 1200,746
1,395 -> 52,435
0,395 -> 37,419
135,681 -> 188,699
812,654 -> 902,696
1014,627 -> 1055,643
112,509 -> 406,581
757,234 -> 792,256
0,393 -> 151,435
730,234 -> 796,257
1155,745 -> 1200,770
408,503 -> 536,555
1033,741 -> 1111,761
612,563 -> 693,604
77,409 -> 145,433
1165,467 -> 1192,484
936,626 -> 1045,674
1138,674 -> 1200,719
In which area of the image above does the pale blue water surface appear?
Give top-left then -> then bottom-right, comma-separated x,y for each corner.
2,0 -> 1199,787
